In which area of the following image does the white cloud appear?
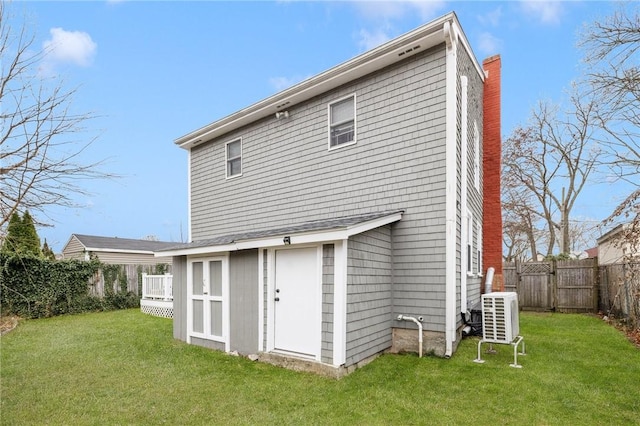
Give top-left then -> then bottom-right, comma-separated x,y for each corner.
478,6 -> 503,27
477,32 -> 503,56
43,27 -> 97,68
520,0 -> 564,25
350,1 -> 447,52
353,0 -> 446,22
357,28 -> 392,51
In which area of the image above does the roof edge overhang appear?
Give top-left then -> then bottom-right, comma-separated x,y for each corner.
175,12 -> 483,150
83,247 -> 160,255
155,210 -> 403,257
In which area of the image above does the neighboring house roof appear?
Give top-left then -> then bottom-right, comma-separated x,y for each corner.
596,224 -> 625,246
158,210 -> 404,257
66,234 -> 178,254
585,247 -> 598,258
175,11 -> 483,150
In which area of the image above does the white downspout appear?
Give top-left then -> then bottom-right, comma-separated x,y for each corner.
397,315 -> 423,358
443,20 -> 458,359
460,75 -> 469,317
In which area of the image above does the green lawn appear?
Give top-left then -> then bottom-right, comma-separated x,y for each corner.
1,310 -> 638,425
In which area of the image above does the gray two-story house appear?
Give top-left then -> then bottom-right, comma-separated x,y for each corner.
159,12 -> 502,376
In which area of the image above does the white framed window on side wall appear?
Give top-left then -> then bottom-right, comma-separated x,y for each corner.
328,94 -> 356,149
225,138 -> 242,178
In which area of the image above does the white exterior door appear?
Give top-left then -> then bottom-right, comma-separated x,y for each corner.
187,257 -> 228,347
273,247 -> 320,358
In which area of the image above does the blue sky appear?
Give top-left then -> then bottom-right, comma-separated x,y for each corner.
7,1 -> 626,251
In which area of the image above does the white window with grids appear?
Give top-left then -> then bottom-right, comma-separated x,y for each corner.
473,121 -> 480,191
225,138 -> 242,179
328,94 -> 356,149
476,219 -> 483,275
466,211 -> 474,275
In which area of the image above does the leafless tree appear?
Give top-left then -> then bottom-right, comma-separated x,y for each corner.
579,3 -> 639,329
502,154 -> 541,261
502,90 -> 599,256
0,3 -> 111,231
580,3 -> 640,185
580,3 -> 639,239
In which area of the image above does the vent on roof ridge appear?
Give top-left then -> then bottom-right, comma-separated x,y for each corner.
397,45 -> 422,57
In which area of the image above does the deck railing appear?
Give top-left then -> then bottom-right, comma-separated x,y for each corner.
141,273 -> 173,301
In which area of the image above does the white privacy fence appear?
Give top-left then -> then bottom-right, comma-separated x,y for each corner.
141,273 -> 173,301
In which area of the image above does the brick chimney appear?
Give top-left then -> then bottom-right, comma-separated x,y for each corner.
482,55 -> 503,292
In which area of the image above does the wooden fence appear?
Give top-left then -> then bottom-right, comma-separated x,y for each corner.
504,259 -> 599,313
88,264 -> 172,298
599,263 -> 640,326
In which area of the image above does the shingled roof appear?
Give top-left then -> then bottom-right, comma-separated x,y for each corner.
71,234 -> 178,253
158,210 -> 404,255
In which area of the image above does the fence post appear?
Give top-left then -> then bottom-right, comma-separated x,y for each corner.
515,259 -> 521,296
593,258 -> 600,313
142,273 -> 148,299
551,259 -> 558,311
164,273 -> 171,301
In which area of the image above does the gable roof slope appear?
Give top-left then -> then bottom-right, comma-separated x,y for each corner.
175,11 -> 483,150
69,234 -> 178,254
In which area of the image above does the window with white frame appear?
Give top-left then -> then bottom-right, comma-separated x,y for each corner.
473,121 -> 480,190
226,138 -> 242,178
466,211 -> 473,274
328,95 -> 356,148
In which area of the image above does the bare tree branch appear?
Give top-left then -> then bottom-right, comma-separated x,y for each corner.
502,88 -> 600,257
0,2 -> 115,231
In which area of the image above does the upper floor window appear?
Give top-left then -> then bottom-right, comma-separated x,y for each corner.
226,138 -> 242,178
328,95 -> 356,149
466,211 -> 474,275
476,219 -> 483,275
473,121 -> 480,190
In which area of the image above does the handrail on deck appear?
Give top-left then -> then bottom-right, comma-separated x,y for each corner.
141,273 -> 173,301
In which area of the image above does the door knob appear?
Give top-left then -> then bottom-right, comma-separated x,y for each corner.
275,297 -> 280,302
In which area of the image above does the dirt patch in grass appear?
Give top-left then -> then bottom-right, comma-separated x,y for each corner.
0,316 -> 19,336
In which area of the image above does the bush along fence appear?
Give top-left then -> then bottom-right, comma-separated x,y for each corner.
0,253 -> 170,319
599,262 -> 640,330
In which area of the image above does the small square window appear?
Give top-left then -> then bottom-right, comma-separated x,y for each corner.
226,139 -> 242,178
329,95 -> 356,148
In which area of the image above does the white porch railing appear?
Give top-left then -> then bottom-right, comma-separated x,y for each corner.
141,273 -> 173,301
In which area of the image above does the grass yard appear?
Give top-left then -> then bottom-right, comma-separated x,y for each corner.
1,310 -> 638,425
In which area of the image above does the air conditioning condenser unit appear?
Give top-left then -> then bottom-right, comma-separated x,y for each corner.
474,292 -> 526,368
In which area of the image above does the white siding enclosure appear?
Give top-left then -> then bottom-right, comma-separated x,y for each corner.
159,12 -> 501,377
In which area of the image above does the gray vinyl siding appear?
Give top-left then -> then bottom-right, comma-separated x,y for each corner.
190,44 -> 451,332
172,256 -> 187,341
321,244 -> 334,364
191,336 -> 225,351
229,249 -> 259,354
345,226 -> 393,367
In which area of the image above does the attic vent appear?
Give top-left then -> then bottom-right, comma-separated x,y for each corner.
276,101 -> 290,109
397,45 -> 422,57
